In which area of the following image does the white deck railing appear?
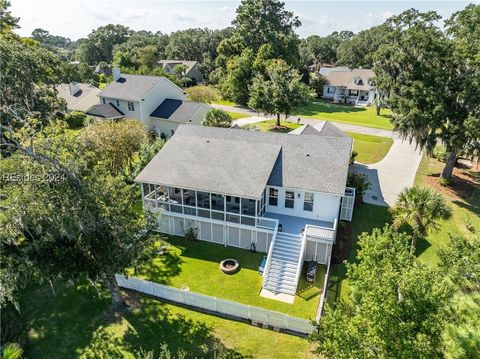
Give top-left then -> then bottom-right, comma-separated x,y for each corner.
305,219 -> 337,243
115,274 -> 315,335
261,224 -> 279,286
292,231 -> 308,295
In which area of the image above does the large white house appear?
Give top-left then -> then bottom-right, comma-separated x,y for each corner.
321,67 -> 377,106
87,68 -> 209,137
135,123 -> 355,303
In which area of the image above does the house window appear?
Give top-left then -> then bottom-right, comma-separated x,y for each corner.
327,87 -> 334,94
269,188 -> 278,206
197,192 -> 210,209
285,191 -> 295,209
304,192 -> 314,211
102,98 -> 106,104
211,193 -> 224,211
226,196 -> 240,213
128,101 -> 135,111
349,90 -> 359,96
116,100 -> 120,107
241,198 -> 255,217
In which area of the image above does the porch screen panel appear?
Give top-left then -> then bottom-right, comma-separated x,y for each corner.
304,240 -> 317,262
211,224 -> 224,245
173,217 -> 184,236
240,229 -> 252,249
227,227 -> 240,248
200,221 -> 212,242
256,232 -> 268,254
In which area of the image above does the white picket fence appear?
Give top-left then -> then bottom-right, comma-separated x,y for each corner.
115,274 -> 316,335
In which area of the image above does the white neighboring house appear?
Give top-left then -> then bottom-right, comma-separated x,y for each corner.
87,68 -> 209,137
135,123 -> 355,303
321,67 -> 377,106
56,82 -> 101,112
158,60 -> 204,84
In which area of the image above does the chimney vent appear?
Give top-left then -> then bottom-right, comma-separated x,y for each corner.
69,82 -> 80,96
112,67 -> 121,82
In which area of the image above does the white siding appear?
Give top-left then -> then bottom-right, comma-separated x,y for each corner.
322,86 -> 336,99
265,186 -> 341,223
140,79 -> 186,124
100,97 -> 141,121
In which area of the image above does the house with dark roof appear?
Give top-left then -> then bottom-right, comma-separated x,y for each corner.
321,67 -> 377,106
135,124 -> 356,303
87,68 -> 209,136
158,60 -> 204,84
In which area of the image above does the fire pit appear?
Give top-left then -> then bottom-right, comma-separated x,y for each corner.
219,258 -> 239,274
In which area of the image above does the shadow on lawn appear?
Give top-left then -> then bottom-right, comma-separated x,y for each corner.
23,281 -> 247,358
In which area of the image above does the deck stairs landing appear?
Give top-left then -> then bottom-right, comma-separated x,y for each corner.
262,232 -> 305,298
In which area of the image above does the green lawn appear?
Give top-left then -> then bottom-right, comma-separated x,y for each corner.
213,99 -> 238,107
226,111 -> 252,120
132,236 -> 324,320
21,281 -> 316,358
295,100 -> 394,130
413,154 -> 480,264
346,132 -> 393,164
251,120 -> 302,133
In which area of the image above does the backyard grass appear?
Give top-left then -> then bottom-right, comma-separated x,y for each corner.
295,100 -> 394,130
226,111 -> 252,120
213,99 -> 238,107
132,236 -> 325,320
21,281 -> 316,358
346,132 -> 393,164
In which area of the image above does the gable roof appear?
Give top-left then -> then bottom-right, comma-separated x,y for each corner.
288,122 -> 348,138
324,68 -> 375,90
86,104 -> 125,119
136,124 -> 352,198
56,83 -> 100,112
150,99 -> 206,123
99,74 -> 184,102
158,60 -> 198,75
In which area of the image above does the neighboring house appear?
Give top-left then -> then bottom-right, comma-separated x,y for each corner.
158,60 -> 204,84
87,68 -> 209,137
321,67 -> 376,106
318,66 -> 350,77
56,82 -> 101,112
135,123 -> 355,302
94,64 -> 112,77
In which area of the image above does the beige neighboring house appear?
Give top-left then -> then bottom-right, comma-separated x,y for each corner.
56,82 -> 101,112
158,60 -> 204,84
321,67 -> 377,106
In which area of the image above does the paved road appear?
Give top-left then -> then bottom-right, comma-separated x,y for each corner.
213,103 -> 422,207
212,103 -> 394,137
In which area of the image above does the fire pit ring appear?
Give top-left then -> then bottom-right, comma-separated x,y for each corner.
219,258 -> 240,274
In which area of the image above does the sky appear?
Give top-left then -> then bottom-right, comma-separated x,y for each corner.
11,0 -> 479,40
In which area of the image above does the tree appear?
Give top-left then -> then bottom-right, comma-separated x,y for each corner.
132,137 -> 165,178
439,233 -> 480,293
0,0 -> 19,35
135,44 -> 158,69
313,225 -> 450,358
0,122 -> 156,310
299,31 -> 354,68
173,63 -> 188,88
390,185 -> 451,250
374,8 -> 480,180
202,109 -> 232,128
80,119 -> 147,175
185,85 -> 220,103
442,293 -> 480,359
248,59 -> 311,126
214,0 -> 301,103
76,24 -> 132,64
336,24 -> 389,68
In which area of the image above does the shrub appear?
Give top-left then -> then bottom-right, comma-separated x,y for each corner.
346,171 -> 372,196
186,85 -> 220,104
433,147 -> 448,162
64,111 -> 87,129
184,226 -> 198,241
350,150 -> 358,164
203,109 -> 232,128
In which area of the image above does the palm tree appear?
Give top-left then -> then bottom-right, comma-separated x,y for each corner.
390,186 -> 452,250
1,343 -> 23,359
202,109 -> 232,128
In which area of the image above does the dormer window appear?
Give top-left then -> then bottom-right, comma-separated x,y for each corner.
368,78 -> 374,86
353,77 -> 361,85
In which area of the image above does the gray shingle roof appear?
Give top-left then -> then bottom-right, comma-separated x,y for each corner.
86,104 -> 124,119
56,83 -> 100,112
99,74 -> 184,102
324,68 -> 375,90
289,122 -> 348,138
136,124 -> 352,198
158,60 -> 198,75
150,99 -> 206,123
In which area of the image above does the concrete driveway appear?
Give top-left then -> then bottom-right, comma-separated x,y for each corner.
352,135 -> 423,206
